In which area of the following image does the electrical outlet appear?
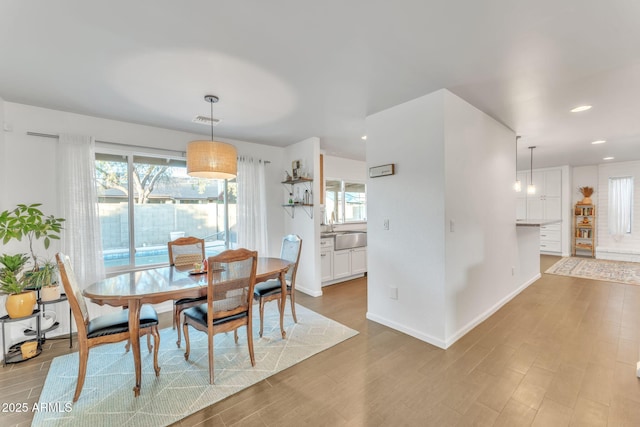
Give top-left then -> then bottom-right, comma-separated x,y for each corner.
511,266 -> 515,276
450,220 -> 455,232
383,219 -> 389,230
389,286 -> 398,300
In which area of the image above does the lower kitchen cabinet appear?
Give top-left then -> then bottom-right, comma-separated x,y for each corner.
320,250 -> 333,282
323,246 -> 367,285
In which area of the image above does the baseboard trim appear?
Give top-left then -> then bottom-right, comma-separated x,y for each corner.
365,312 -> 447,349
296,285 -> 323,297
366,272 -> 542,350
443,273 -> 541,348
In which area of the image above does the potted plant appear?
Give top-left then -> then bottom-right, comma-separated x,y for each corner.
0,253 -> 36,318
0,204 -> 65,310
29,259 -> 60,301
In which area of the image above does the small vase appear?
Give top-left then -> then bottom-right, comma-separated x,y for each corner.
581,197 -> 593,205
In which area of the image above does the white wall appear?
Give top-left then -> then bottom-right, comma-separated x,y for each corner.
0,96 -> 5,206
443,91 -> 520,345
0,101 -> 287,349
323,155 -> 366,182
366,90 -> 448,346
284,137 -> 322,296
596,160 -> 640,260
572,165 -> 599,205
366,89 -> 528,349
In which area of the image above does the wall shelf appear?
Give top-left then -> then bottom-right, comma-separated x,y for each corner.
281,178 -> 313,218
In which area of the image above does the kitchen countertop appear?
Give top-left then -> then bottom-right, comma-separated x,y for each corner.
516,219 -> 561,227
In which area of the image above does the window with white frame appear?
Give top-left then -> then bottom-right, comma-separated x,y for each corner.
608,176 -> 633,236
95,152 -> 236,271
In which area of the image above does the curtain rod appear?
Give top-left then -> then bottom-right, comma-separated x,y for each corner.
26,131 -> 271,163
27,131 -> 186,156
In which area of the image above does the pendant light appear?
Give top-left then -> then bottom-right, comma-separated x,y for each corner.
513,135 -> 522,192
187,95 -> 237,180
527,146 -> 536,195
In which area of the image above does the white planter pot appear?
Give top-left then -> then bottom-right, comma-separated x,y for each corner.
41,285 -> 61,302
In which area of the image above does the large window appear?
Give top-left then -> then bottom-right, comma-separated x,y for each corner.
325,179 -> 366,224
608,176 -> 633,236
95,152 -> 236,271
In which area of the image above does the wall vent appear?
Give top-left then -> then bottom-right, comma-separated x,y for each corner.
192,116 -> 221,126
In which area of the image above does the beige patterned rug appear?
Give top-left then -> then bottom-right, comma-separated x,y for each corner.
545,257 -> 640,285
32,304 -> 357,426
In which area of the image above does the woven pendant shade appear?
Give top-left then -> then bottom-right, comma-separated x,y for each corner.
187,140 -> 237,180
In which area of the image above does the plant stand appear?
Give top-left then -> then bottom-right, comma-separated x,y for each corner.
1,310 -> 41,366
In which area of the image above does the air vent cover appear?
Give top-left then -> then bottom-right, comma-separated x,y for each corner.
192,116 -> 221,126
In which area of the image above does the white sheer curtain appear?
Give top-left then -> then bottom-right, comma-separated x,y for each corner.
236,156 -> 268,254
608,176 -> 633,240
57,134 -> 105,289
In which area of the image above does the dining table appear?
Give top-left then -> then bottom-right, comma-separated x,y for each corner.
83,256 -> 290,397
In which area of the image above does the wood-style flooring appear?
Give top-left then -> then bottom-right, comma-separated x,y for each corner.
2,255 -> 640,426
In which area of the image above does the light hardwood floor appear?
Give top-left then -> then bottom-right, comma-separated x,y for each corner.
2,255 -> 640,426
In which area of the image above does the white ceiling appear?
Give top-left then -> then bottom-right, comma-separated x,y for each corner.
1,1 -> 640,169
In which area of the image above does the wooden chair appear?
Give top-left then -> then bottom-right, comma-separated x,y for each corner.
168,236 -> 206,347
55,253 -> 160,402
253,234 -> 302,337
182,248 -> 258,384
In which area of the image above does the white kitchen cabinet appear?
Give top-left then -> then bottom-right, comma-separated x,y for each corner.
333,249 -> 351,280
350,247 -> 367,275
320,238 -> 333,282
526,170 -> 562,220
320,238 -> 367,286
520,168 -> 564,255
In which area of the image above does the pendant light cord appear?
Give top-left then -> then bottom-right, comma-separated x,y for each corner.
210,100 -> 214,141
529,146 -> 534,185
515,136 -> 520,180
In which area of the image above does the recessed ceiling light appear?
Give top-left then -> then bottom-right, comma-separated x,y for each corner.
571,105 -> 592,112
603,157 -> 614,160
591,140 -> 606,144
361,135 -> 367,140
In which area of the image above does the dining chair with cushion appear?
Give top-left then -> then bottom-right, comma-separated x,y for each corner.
55,253 -> 160,402
182,248 -> 258,384
168,236 -> 206,347
253,234 -> 302,337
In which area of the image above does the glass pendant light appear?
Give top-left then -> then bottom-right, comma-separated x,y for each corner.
513,136 -> 522,192
527,146 -> 536,194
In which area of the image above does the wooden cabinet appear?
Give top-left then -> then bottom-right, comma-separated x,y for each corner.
573,204 -> 596,257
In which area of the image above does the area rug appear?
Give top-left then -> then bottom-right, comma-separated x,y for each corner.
545,257 -> 640,285
31,304 -> 357,427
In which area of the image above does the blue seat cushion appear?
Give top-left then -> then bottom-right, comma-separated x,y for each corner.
183,304 -> 247,327
175,296 -> 206,306
254,279 -> 290,298
86,305 -> 158,339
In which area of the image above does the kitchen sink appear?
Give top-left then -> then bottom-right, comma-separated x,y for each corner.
334,232 -> 367,250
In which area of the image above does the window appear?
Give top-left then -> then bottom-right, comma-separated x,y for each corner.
608,176 -> 633,236
95,152 -> 235,271
325,179 -> 366,224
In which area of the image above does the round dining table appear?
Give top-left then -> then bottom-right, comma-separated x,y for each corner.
83,257 -> 290,397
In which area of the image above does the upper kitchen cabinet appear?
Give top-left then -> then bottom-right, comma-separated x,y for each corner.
518,166 -> 570,256
526,169 -> 562,220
